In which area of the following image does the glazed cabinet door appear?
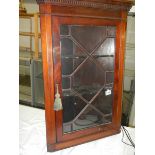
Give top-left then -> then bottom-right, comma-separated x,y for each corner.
52,16 -> 122,142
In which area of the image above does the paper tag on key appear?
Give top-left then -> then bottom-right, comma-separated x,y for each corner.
105,89 -> 111,96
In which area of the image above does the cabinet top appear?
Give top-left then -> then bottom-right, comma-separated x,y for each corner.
36,0 -> 134,11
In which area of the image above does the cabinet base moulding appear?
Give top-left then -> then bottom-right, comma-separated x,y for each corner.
47,129 -> 120,152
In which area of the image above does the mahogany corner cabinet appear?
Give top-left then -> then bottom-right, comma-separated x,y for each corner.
36,0 -> 134,152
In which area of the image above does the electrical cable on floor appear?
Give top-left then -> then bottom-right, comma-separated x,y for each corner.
122,126 -> 135,147
121,126 -> 135,148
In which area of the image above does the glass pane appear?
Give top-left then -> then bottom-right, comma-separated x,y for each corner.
19,54 -> 44,108
60,25 -> 116,133
19,58 -> 32,103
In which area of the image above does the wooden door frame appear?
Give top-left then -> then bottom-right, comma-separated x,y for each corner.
52,16 -> 125,142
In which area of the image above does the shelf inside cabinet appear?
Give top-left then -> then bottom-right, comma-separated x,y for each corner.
62,84 -> 113,97
61,55 -> 114,59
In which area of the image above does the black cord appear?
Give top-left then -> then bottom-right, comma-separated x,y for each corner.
121,126 -> 135,148
123,127 -> 135,148
121,128 -> 133,147
122,126 -> 135,147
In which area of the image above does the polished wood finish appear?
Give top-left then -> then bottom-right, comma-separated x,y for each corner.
37,0 -> 133,152
40,10 -> 56,145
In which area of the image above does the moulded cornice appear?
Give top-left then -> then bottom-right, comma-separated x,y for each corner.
36,0 -> 133,11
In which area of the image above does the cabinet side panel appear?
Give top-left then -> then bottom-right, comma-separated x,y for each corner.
39,5 -> 56,145
112,11 -> 127,129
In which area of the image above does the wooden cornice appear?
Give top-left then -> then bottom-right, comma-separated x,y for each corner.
36,0 -> 133,11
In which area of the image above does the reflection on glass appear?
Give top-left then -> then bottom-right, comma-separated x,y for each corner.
60,25 -> 116,133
